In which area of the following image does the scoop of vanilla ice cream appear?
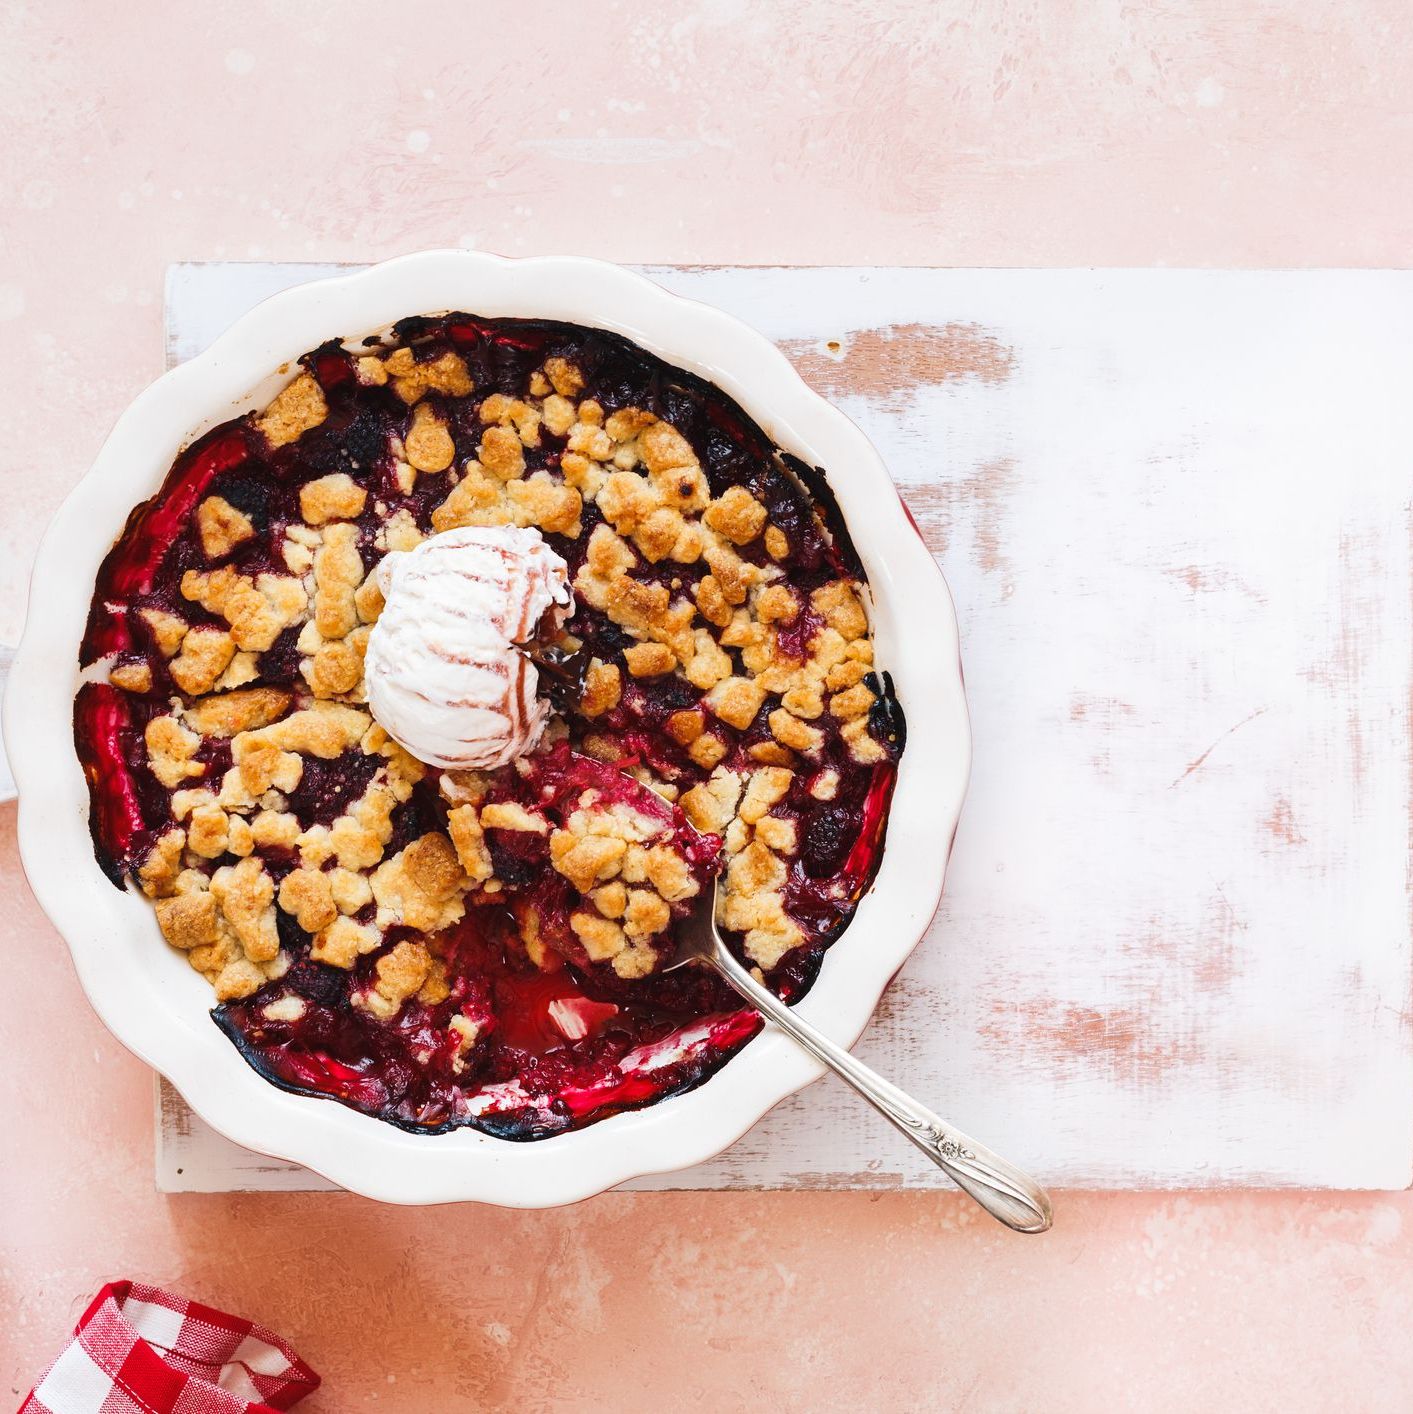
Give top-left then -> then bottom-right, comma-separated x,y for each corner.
363,526 -> 573,770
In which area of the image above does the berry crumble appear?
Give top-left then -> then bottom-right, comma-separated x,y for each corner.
75,314 -> 905,1137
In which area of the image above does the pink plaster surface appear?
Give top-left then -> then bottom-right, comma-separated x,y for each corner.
4,2 -> 1413,1407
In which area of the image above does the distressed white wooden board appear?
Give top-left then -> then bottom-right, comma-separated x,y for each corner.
156,263 -> 1413,1194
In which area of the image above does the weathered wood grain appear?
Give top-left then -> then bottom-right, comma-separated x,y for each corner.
157,263 -> 1413,1193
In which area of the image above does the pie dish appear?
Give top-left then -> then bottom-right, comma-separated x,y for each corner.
6,253 -> 969,1203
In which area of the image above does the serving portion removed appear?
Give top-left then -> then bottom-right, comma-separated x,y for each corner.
74,312 -> 906,1139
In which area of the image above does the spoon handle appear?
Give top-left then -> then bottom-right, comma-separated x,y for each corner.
708,943 -> 1052,1234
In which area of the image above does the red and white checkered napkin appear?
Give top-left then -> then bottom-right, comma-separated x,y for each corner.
19,1281 -> 320,1414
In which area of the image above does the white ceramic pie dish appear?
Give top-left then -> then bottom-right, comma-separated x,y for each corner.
5,251 -> 970,1206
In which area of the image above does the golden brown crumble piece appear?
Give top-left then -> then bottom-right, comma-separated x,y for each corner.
300,473 -> 368,525
281,536 -> 314,576
210,856 -> 279,963
439,769 -> 494,807
550,830 -> 628,893
250,810 -> 301,849
256,372 -> 328,448
693,574 -> 733,629
588,523 -> 638,576
704,538 -> 761,605
169,626 -> 237,696
480,801 -> 549,834
508,473 -> 583,535
139,607 -> 189,657
329,867 -> 373,915
245,702 -> 371,759
643,844 -> 698,902
314,523 -> 363,639
747,742 -> 795,768
754,583 -> 799,624
416,955 -> 451,1007
302,635 -> 364,698
624,888 -> 671,939
196,495 -> 256,560
446,804 -> 495,885
184,687 -> 292,738
624,641 -> 677,677
596,472 -> 656,535
326,784 -> 396,871
570,910 -> 626,963
739,899 -> 804,970
542,393 -> 576,438
405,402 -> 456,474
371,833 -> 469,932
665,709 -> 704,745
543,356 -> 585,398
479,394 -> 543,447
180,567 -> 308,653
754,815 -> 799,855
637,421 -> 697,475
382,508 -> 424,553
221,738 -> 302,809
448,1013 -> 482,1069
680,770 -> 743,836
155,891 -> 220,951
355,355 -> 388,387
769,707 -> 823,754
353,570 -> 385,624
429,465 -> 504,532
215,652 -> 260,692
841,715 -> 887,765
227,817 -> 255,857
145,715 -> 204,789
811,580 -> 869,640
682,630 -> 732,691
782,684 -> 824,719
278,867 -> 338,934
312,915 -> 381,969
722,839 -> 786,905
186,802 -> 232,859
687,735 -> 728,771
384,347 -> 474,405
764,525 -> 790,560
739,766 -> 794,825
430,463 -> 583,538
109,660 -> 152,694
567,417 -> 613,463
591,881 -> 628,918
138,827 -> 187,898
580,660 -> 622,718
262,995 -> 308,1023
704,485 -> 768,545
479,424 -> 525,481
829,682 -> 877,721
212,958 -> 270,1002
704,675 -> 766,731
629,507 -> 683,563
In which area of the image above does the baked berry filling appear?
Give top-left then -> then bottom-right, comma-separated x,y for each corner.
75,315 -> 904,1137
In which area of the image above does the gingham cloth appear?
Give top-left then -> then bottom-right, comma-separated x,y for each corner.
19,1282 -> 320,1414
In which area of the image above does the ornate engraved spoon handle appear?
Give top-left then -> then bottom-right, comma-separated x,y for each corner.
707,940 -> 1052,1234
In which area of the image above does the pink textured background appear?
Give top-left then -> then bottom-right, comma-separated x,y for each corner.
3,2 -> 1412,1407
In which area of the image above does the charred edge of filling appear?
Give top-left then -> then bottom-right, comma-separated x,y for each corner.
782,452 -> 866,582
211,1004 -> 758,1141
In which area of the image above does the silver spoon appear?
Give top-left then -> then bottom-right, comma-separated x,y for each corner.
664,879 -> 1053,1234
